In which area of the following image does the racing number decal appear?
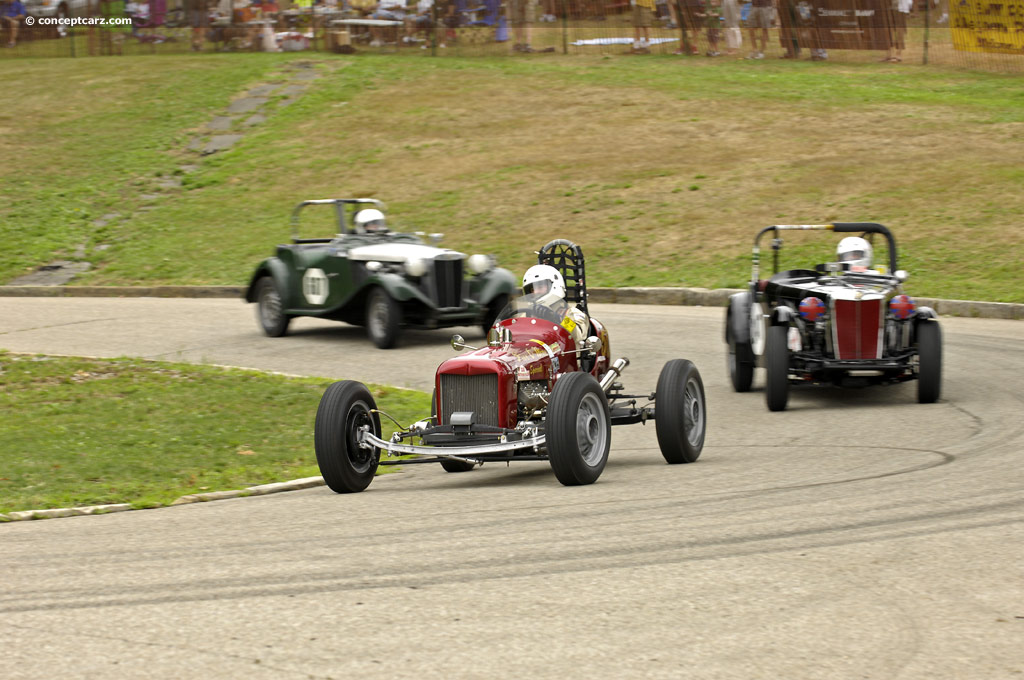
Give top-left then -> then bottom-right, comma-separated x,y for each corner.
302,268 -> 329,306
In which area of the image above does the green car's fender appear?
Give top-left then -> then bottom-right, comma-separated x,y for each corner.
370,271 -> 430,304
472,267 -> 518,304
245,258 -> 292,305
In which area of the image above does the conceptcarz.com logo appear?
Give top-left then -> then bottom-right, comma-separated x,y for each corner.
25,16 -> 133,27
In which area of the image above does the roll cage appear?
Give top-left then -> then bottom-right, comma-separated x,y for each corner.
537,239 -> 589,317
751,222 -> 900,295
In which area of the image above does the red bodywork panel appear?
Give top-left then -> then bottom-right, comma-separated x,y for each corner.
434,314 -> 610,428
832,299 -> 882,360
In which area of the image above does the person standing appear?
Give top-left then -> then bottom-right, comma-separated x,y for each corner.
777,0 -> 800,57
2,0 -> 26,48
720,0 -> 741,55
695,0 -> 720,55
745,0 -> 771,58
631,0 -> 655,53
672,0 -> 702,54
883,0 -> 912,62
185,0 -> 210,51
509,0 -> 539,52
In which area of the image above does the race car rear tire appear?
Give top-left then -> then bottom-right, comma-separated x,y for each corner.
727,331 -> 754,393
765,324 -> 790,412
366,287 -> 401,349
255,276 -> 291,337
916,320 -> 942,404
546,372 -> 611,486
655,359 -> 706,464
431,389 -> 476,472
315,381 -> 381,493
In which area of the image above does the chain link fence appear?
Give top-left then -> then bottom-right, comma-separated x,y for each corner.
1,0 -> 1021,72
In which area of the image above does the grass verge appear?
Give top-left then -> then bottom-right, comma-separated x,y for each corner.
0,351 -> 429,515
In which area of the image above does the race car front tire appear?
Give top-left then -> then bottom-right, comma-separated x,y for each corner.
916,320 -> 942,404
315,381 -> 381,493
655,359 -> 706,464
546,372 -> 611,486
765,324 -> 790,412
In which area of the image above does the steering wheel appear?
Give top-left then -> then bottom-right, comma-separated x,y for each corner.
528,303 -> 562,324
819,276 -> 854,288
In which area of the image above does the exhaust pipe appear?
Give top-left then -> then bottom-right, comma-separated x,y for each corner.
600,358 -> 629,392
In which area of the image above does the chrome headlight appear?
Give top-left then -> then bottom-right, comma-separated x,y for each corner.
467,254 -> 493,275
404,258 -> 428,277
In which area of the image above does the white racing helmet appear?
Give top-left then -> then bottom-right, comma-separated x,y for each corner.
522,264 -> 566,302
353,208 -> 388,234
837,236 -> 873,270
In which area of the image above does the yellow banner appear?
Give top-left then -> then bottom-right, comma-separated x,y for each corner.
951,0 -> 1024,54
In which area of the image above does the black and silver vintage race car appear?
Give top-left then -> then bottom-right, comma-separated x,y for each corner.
725,222 -> 942,411
245,198 -> 518,349
314,240 -> 708,493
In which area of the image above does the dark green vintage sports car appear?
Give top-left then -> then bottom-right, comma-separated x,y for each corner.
245,198 -> 518,349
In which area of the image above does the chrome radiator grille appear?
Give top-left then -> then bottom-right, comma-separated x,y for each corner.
433,258 -> 463,308
439,373 -> 499,426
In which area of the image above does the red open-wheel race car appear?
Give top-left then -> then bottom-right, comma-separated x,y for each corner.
314,239 -> 708,492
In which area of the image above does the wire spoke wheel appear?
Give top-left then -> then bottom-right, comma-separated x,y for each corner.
255,277 -> 290,337
366,287 -> 400,349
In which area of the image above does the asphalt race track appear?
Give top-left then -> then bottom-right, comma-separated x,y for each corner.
1,297 -> 1023,679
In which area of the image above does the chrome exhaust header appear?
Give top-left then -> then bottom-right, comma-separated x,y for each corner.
600,358 -> 630,392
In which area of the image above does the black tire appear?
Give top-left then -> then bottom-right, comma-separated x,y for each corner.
546,372 -> 611,486
727,330 -> 754,393
765,324 -> 790,412
431,388 -> 475,472
481,293 -> 509,336
654,359 -> 707,464
314,381 -> 381,493
255,276 -> 290,337
366,287 -> 401,349
916,320 -> 942,404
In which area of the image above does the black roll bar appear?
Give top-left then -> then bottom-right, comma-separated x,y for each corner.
289,198 -> 386,241
751,223 -> 898,287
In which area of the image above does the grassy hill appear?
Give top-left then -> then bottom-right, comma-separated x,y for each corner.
2,53 -> 1023,302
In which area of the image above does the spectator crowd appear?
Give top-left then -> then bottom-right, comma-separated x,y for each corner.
0,0 -> 925,59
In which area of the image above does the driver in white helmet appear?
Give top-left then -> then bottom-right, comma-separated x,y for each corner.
521,264 -> 589,349
836,236 -> 876,273
353,208 -> 389,235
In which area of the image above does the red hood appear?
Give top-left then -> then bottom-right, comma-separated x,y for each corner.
434,318 -> 577,427
437,320 -> 576,379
